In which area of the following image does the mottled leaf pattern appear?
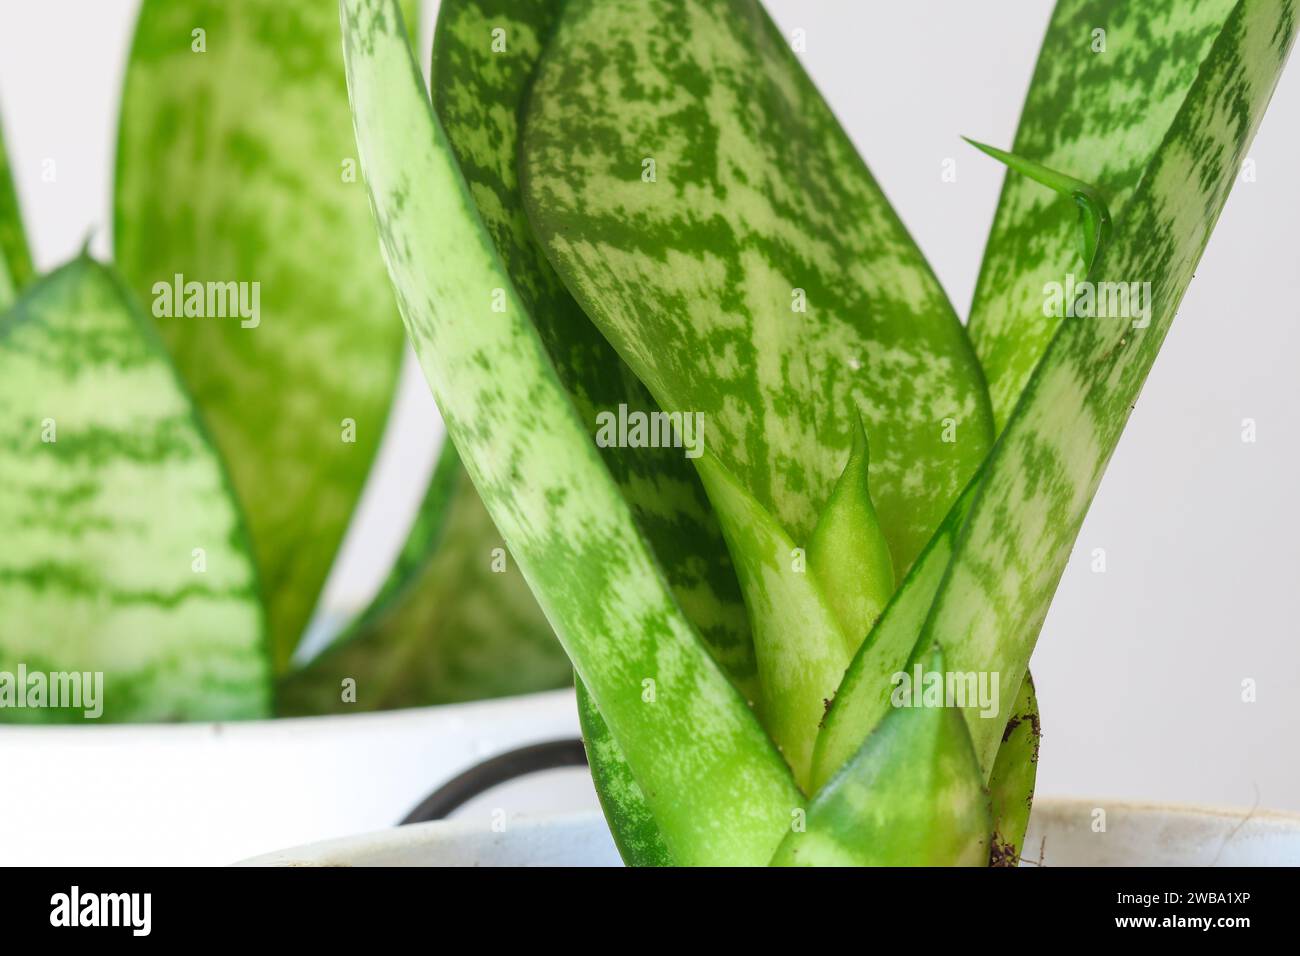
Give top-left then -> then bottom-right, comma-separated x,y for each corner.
341,0 -> 803,865
431,0 -> 756,695
431,0 -> 765,854
114,0 -> 417,670
933,0 -> 1297,771
520,0 -> 994,579
575,680 -> 673,866
0,259 -> 269,721
278,441 -> 571,713
0,116 -> 33,307
968,0 -> 1238,427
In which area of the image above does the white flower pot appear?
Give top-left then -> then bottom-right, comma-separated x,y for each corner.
0,688 -> 591,866
239,798 -> 1300,867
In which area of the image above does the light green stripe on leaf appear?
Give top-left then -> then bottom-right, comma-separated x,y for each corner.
967,0 -> 1239,428
520,0 -> 994,581
933,0 -> 1297,773
0,258 -> 270,722
431,0 -> 755,697
341,0 -> 802,865
114,0 -> 418,670
430,0 -> 764,853
0,115 -> 34,307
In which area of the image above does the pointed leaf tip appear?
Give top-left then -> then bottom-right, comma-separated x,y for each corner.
964,137 -> 1112,267
808,417 -> 894,657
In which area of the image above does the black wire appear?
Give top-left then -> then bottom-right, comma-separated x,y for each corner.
398,738 -> 589,825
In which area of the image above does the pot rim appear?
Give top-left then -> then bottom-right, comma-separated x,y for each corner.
1030,794 -> 1300,824
239,795 -> 1300,867
0,686 -> 577,737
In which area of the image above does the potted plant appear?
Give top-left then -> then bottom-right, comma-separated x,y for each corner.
0,0 -> 576,866
318,0 -> 1300,866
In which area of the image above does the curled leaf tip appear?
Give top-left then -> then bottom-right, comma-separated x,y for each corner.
964,137 -> 1112,267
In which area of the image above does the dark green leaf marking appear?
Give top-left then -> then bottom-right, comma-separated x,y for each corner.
341,0 -> 803,865
114,0 -> 418,670
0,258 -> 270,722
576,678 -> 674,867
932,0 -> 1297,772
521,0 -> 994,581
967,0 -> 1240,428
431,0 -> 775,851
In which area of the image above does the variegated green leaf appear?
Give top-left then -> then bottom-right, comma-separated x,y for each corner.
810,471 -> 1040,856
811,476 -> 979,792
520,0 -> 994,583
771,644 -> 990,866
968,0 -> 1239,428
932,0 -> 1297,772
114,0 -> 418,670
988,674 -> 1041,865
341,0 -> 802,865
431,0 -> 754,696
695,450 -> 849,790
575,679 -> 673,867
807,423 -> 895,652
430,0 -> 771,854
0,258 -> 270,722
0,115 -> 33,307
277,441 -> 571,713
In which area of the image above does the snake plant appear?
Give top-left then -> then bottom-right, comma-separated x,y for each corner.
0,0 -> 568,722
341,0 -> 1295,865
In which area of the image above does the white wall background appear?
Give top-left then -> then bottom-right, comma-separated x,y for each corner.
1,0 -> 1296,832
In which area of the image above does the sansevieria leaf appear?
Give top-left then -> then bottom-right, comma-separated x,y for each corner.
968,0 -> 1240,427
431,0 -> 756,686
521,0 -> 994,582
811,475 -> 980,791
930,0 -> 1297,771
575,680 -> 673,867
430,0 -> 764,854
988,674 -> 1041,864
695,450 -> 850,789
0,115 -> 33,307
277,440 -> 571,712
809,470 -> 1039,855
771,644 -> 991,867
114,0 -> 417,670
341,0 -> 802,865
0,258 -> 269,721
